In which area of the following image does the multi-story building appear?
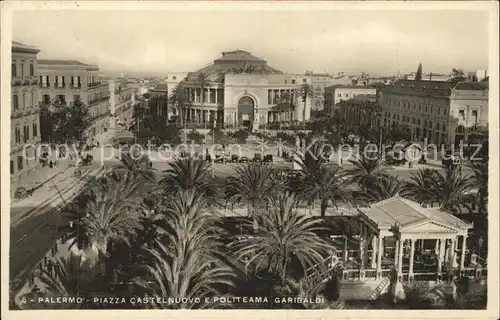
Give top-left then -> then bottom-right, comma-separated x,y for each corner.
177,50 -> 313,131
165,72 -> 188,98
337,94 -> 379,128
37,60 -> 110,140
324,85 -> 378,114
109,80 -> 134,129
378,80 -> 489,146
309,73 -> 334,111
10,41 -> 41,183
148,84 -> 169,118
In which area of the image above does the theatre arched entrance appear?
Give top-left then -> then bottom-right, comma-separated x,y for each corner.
237,96 -> 255,130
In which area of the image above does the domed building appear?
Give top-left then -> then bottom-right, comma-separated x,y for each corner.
172,50 -> 313,130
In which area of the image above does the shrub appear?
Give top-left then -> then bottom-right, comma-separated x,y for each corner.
231,129 -> 249,144
14,186 -> 28,199
187,129 -> 205,144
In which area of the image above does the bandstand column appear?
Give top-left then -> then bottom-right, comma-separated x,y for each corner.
408,239 -> 416,281
437,238 -> 446,278
215,89 -> 218,104
376,235 -> 383,279
358,224 -> 365,267
394,239 -> 400,268
460,235 -> 467,271
371,234 -> 378,269
397,239 -> 404,276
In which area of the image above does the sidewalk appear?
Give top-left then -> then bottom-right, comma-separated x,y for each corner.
10,164 -> 102,227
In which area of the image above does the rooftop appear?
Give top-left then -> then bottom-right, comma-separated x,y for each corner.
382,79 -> 454,98
189,49 -> 284,81
215,50 -> 266,63
150,84 -> 168,91
360,195 -> 473,232
326,85 -> 377,90
454,82 -> 489,91
12,41 -> 39,53
348,94 -> 377,102
38,59 -> 89,66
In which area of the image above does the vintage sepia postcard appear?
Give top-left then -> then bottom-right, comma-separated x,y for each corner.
1,1 -> 499,320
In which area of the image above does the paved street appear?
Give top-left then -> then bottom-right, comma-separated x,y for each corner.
9,164 -> 105,293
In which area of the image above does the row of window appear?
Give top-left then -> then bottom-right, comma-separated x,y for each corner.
384,112 -> 447,131
12,92 -> 37,110
40,75 -> 82,87
267,89 -> 298,105
13,123 -> 38,144
386,98 -> 448,116
12,61 -> 35,77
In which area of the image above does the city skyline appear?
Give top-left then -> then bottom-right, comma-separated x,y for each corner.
13,9 -> 489,76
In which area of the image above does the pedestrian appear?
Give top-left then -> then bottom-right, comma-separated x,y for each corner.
38,261 -> 43,271
49,161 -> 53,168
44,256 -> 48,265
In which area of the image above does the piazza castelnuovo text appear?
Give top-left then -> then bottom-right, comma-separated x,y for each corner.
30,296 -> 326,305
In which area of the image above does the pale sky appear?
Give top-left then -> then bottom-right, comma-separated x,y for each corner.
13,9 -> 489,76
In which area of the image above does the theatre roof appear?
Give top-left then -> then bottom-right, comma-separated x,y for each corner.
189,50 -> 284,82
359,195 -> 473,233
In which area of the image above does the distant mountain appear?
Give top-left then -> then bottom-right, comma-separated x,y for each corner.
100,68 -> 171,79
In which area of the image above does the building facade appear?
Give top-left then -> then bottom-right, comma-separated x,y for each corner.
10,41 -> 41,183
378,80 -> 489,146
165,72 -> 188,99
324,85 -> 378,114
109,80 -> 134,129
309,73 -> 334,111
148,84 -> 169,118
174,50 -> 313,131
37,60 -> 110,140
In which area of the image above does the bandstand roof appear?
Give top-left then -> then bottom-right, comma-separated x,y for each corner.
359,195 -> 473,234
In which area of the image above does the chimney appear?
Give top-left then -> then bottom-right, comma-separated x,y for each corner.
429,72 -> 432,81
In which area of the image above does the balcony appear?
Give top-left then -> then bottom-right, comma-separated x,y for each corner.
88,95 -> 110,106
68,83 -> 82,89
31,78 -> 39,85
11,76 -> 23,86
39,83 -> 51,88
87,82 -> 104,88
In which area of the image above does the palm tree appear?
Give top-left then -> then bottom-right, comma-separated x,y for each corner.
169,83 -> 192,142
403,166 -> 474,213
233,193 -> 331,285
37,253 -> 105,298
113,146 -> 157,184
160,157 -> 218,204
470,158 -> 488,213
299,83 -> 313,123
134,190 -> 235,309
225,164 -> 281,228
301,165 -> 352,217
346,150 -> 388,191
295,139 -> 351,217
62,170 -> 144,281
355,175 -> 404,205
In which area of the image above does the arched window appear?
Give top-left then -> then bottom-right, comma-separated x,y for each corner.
12,63 -> 17,77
